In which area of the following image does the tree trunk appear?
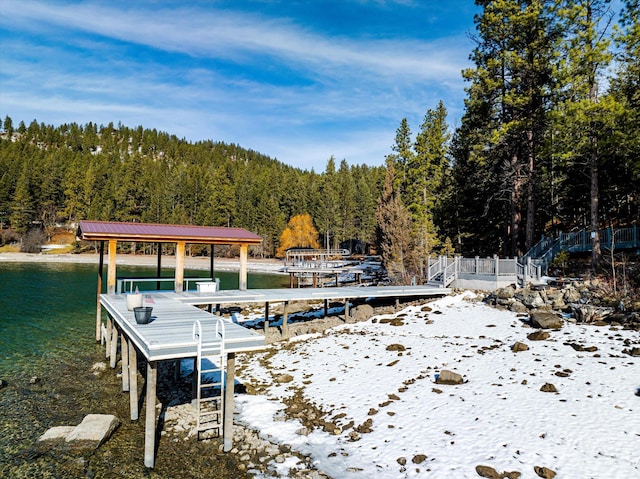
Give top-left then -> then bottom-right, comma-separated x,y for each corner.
590,144 -> 600,269
509,150 -> 522,257
525,129 -> 536,251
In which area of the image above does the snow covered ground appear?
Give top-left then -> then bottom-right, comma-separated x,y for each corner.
235,292 -> 640,479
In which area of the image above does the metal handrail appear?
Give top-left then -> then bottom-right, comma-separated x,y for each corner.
116,276 -> 215,293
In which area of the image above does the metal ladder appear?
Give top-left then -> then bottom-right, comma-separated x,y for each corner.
192,318 -> 226,440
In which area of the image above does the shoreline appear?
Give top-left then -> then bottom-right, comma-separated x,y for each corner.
0,251 -> 286,275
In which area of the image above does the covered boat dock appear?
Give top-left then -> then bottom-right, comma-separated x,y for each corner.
79,220 -> 450,468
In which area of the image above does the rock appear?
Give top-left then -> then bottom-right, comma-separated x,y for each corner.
436,370 -> 464,385
412,454 -> 427,464
38,415 -> 120,452
273,301 -> 312,315
623,347 -> 640,357
530,312 -> 563,329
350,304 -> 374,322
563,287 -> 581,303
503,472 -> 522,479
64,414 -> 120,450
511,342 -> 529,352
397,457 -> 407,466
386,343 -> 406,352
518,289 -> 545,309
509,301 -> 528,313
0,379 -> 6,389
534,466 -> 556,478
37,426 -> 76,448
495,286 -> 516,300
540,383 -> 557,393
275,374 -> 294,383
571,305 -> 613,323
475,465 -> 501,478
545,289 -> 564,304
30,376 -> 40,384
527,330 -> 550,341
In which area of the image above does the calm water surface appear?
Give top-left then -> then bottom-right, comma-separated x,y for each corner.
0,261 -> 287,375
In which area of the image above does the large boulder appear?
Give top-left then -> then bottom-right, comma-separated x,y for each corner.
517,289 -> 546,309
511,342 -> 529,352
562,287 -> 581,303
530,312 -> 563,329
64,414 -> 120,450
509,301 -> 528,313
495,286 -> 516,300
435,370 -> 464,385
37,414 -> 120,452
570,305 -> 613,323
273,301 -> 312,315
349,304 -> 374,323
527,330 -> 550,341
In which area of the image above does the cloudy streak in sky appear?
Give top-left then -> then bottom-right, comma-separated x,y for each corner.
0,0 -> 477,170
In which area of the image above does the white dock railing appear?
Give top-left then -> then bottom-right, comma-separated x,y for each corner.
427,255 -> 542,288
116,277 -> 216,293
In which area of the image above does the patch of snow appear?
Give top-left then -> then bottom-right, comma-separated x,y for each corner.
235,293 -> 640,478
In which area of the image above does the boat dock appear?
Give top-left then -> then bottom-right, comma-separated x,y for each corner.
79,220 -> 450,468
100,284 -> 449,467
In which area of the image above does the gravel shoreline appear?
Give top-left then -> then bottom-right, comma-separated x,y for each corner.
0,251 -> 286,275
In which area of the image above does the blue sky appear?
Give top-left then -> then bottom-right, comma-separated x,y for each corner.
0,0 -> 480,171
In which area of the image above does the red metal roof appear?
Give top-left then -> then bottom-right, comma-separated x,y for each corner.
78,220 -> 262,245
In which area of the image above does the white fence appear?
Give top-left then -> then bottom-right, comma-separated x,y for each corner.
427,256 -> 542,290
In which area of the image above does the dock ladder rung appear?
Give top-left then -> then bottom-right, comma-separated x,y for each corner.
192,318 -> 226,440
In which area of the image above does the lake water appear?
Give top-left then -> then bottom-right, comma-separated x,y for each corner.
0,261 -> 287,376
0,261 -> 287,478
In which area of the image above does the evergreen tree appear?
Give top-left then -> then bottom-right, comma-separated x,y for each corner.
388,118 -> 414,201
554,0 -> 619,269
375,160 -> 414,284
461,0 -> 558,256
609,0 -> 640,223
3,115 -> 13,135
10,162 -> 34,236
314,157 -> 340,249
410,101 -> 451,274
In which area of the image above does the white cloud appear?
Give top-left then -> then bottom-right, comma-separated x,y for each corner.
0,0 -> 474,170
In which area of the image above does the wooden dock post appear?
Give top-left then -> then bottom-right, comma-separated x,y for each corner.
175,241 -> 185,292
282,301 -> 289,335
144,361 -> 157,468
96,241 -> 104,342
105,316 -> 112,359
110,325 -> 118,369
121,335 -> 129,392
264,302 -> 269,334
107,239 -> 117,294
239,244 -> 248,291
223,353 -> 236,452
129,342 -> 138,421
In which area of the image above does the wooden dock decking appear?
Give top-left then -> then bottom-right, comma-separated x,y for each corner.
100,284 -> 450,467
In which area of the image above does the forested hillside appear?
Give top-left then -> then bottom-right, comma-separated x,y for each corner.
1,0 -> 638,281
0,119 -> 384,257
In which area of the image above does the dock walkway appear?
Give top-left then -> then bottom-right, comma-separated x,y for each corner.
100,285 -> 449,467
